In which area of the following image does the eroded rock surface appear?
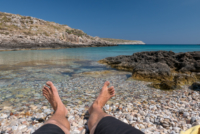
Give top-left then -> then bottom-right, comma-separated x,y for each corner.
99,51 -> 200,89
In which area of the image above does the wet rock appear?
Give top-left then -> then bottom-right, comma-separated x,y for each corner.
191,82 -> 200,91
99,51 -> 200,89
159,81 -> 178,90
174,74 -> 197,86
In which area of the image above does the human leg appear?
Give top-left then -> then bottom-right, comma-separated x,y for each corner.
87,81 -> 115,134
33,81 -> 70,134
87,81 -> 144,134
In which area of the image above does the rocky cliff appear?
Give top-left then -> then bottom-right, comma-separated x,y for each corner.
99,51 -> 200,90
0,12 -> 115,50
102,38 -> 145,45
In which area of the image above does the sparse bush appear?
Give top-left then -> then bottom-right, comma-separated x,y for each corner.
23,31 -> 33,35
1,16 -> 11,22
27,16 -> 31,20
5,32 -> 9,35
43,32 -> 49,36
0,27 -> 7,30
20,20 -> 25,24
21,16 -> 26,19
65,29 -> 87,37
0,12 -> 4,16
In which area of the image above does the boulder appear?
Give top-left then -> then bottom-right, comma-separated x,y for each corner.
152,81 -> 180,90
132,62 -> 173,82
160,81 -> 176,90
191,82 -> 200,91
196,73 -> 200,80
174,74 -> 197,86
99,51 -> 200,90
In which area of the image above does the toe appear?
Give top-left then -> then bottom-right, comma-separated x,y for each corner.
108,86 -> 114,91
46,81 -> 54,87
103,81 -> 110,88
46,81 -> 57,92
110,90 -> 114,94
43,94 -> 48,99
44,86 -> 51,94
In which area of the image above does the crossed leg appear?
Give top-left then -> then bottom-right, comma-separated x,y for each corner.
87,81 -> 115,134
33,81 -> 70,134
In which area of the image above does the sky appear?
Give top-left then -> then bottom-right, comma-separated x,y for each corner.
0,0 -> 200,44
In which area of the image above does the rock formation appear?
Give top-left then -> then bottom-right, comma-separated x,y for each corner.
99,51 -> 200,90
191,82 -> 200,91
0,12 -> 115,50
101,38 -> 145,45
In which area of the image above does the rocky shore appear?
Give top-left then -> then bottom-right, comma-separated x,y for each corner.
0,71 -> 200,134
0,12 -> 116,51
99,51 -> 200,90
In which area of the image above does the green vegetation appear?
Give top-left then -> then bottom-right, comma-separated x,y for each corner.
30,20 -> 34,24
0,31 -> 9,35
43,31 -> 49,36
65,29 -> 87,37
26,16 -> 32,20
23,31 -> 33,36
5,32 -> 9,35
1,16 -> 11,22
0,12 -> 90,39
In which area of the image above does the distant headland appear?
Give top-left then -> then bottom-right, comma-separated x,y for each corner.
0,12 -> 144,51
102,38 -> 145,45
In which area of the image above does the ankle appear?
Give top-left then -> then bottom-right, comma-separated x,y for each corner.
89,102 -> 101,114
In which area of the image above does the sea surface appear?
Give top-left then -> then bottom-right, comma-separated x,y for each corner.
0,45 -> 200,65
0,45 -> 200,106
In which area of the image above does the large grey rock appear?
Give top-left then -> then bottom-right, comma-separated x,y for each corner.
99,51 -> 200,89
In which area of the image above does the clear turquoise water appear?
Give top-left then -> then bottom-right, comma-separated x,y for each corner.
0,45 -> 199,106
0,45 -> 200,65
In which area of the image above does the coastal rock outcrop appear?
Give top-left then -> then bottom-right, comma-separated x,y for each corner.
99,51 -> 200,90
0,12 -> 115,50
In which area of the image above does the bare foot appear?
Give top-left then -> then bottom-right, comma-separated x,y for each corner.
42,81 -> 68,116
89,81 -> 115,113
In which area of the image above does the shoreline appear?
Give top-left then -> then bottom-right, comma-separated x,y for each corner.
0,44 -> 117,52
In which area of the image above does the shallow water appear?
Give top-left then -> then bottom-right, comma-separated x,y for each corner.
0,45 -> 200,107
0,45 -> 200,65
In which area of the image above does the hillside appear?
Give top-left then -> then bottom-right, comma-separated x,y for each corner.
102,38 -> 145,44
0,12 -> 114,50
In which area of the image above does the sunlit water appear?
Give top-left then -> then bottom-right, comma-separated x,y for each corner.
0,45 -> 200,106
0,45 -> 199,65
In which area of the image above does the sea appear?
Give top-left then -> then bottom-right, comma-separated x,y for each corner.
0,44 -> 200,105
0,45 -> 200,66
